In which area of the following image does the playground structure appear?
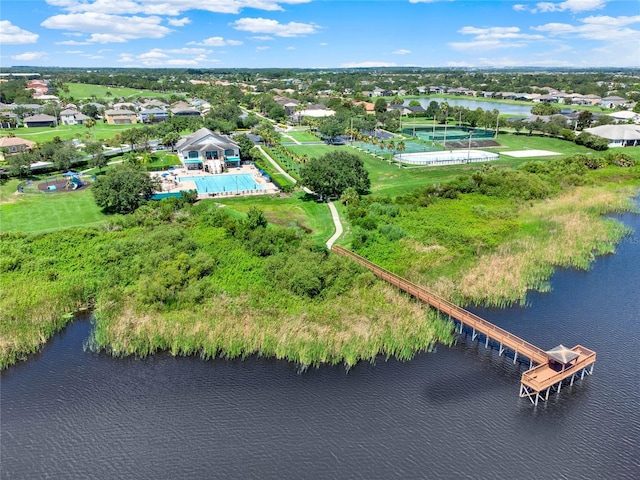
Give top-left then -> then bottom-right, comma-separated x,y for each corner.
35,174 -> 90,193
65,176 -> 84,190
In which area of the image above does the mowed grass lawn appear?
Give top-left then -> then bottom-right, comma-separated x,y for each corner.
62,83 -> 172,100
218,191 -> 335,243
1,179 -> 109,233
285,130 -> 320,142
0,123 -> 134,143
495,133 -> 596,157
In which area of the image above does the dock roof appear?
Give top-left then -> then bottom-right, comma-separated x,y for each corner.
546,345 -> 580,364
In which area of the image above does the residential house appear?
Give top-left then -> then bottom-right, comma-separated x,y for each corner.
137,108 -> 169,124
599,96 -> 627,109
448,87 -> 475,96
387,104 -> 426,116
140,99 -> 169,110
112,102 -> 136,111
0,136 -> 36,155
59,109 -> 90,125
25,79 -> 49,96
0,112 -> 20,129
429,86 -> 446,94
170,106 -> 201,117
585,124 -> 640,147
175,127 -> 241,172
353,101 -> 376,114
274,96 -> 300,116
370,87 -> 392,97
608,110 -> 640,124
23,114 -> 56,128
104,109 -> 137,125
292,104 -> 336,122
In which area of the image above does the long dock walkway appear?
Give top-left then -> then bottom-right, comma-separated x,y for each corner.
332,246 -> 596,405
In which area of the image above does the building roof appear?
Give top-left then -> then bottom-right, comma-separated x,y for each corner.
104,109 -> 135,115
546,345 -> 580,364
139,108 -> 168,115
585,124 -> 640,141
609,110 -> 639,121
176,127 -> 239,151
0,137 -> 36,148
23,114 -> 56,122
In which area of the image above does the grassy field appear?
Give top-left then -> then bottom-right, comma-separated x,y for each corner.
284,130 -> 320,142
494,133 -> 597,156
0,123 -> 134,143
218,191 -> 335,243
0,178 -> 110,233
62,83 -> 172,100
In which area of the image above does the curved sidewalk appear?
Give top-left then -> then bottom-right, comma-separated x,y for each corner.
256,145 -> 343,248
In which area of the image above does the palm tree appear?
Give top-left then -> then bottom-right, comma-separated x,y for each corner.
387,139 -> 395,156
396,141 -> 406,167
371,135 -> 378,153
378,141 -> 386,159
441,101 -> 450,147
84,118 -> 96,139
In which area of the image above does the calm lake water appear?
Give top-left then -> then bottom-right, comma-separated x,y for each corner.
407,97 -> 533,116
2,208 -> 639,479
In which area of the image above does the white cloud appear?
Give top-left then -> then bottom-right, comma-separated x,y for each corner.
532,0 -> 608,14
320,42 -> 328,46
41,12 -> 173,43
393,49 -> 411,55
0,21 -> 39,44
11,51 -> 48,61
188,36 -> 243,46
409,0 -> 453,3
55,40 -> 92,45
256,46 -> 270,51
533,14 -> 640,41
286,46 -> 295,50
450,25 -> 545,50
167,17 -> 190,27
340,61 -> 398,68
116,47 -> 219,66
138,50 -> 169,59
45,0 -> 312,16
250,35 -> 274,41
513,4 -> 528,11
232,17 -> 319,37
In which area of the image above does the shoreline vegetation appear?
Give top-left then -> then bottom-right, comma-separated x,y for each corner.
1,153 -> 639,370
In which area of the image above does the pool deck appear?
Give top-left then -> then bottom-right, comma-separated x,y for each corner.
151,164 -> 279,200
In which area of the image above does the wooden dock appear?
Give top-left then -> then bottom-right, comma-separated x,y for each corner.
332,246 -> 596,405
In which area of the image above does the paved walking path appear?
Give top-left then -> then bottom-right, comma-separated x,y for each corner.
326,201 -> 343,249
256,145 -> 343,248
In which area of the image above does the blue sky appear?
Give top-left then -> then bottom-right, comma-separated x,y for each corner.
1,0 -> 638,69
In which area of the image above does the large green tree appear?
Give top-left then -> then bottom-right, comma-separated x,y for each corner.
92,163 -> 160,214
300,150 -> 370,200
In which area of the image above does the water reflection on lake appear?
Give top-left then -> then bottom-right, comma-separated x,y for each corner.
2,209 -> 640,479
406,97 -> 532,116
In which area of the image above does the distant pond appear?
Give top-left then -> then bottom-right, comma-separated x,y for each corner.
406,97 -> 532,116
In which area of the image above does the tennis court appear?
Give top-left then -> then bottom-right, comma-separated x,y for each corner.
395,150 -> 499,166
402,126 -> 494,143
353,141 -> 438,154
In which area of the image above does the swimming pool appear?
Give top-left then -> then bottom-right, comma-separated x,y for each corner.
179,173 -> 267,194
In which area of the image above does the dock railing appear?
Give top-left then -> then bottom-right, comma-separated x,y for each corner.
332,246 -> 549,365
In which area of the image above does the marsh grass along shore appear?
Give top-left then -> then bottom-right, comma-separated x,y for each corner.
1,148 -> 639,369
